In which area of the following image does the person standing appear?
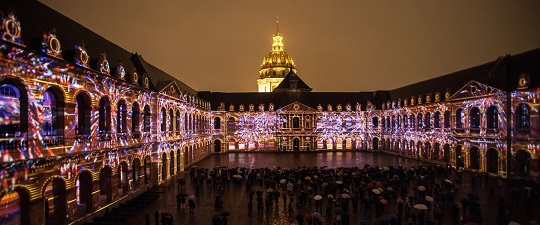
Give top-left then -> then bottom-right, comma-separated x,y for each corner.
145,213 -> 150,225
154,211 -> 159,225
188,198 -> 196,214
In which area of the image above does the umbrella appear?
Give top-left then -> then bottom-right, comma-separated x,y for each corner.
444,179 -> 453,184
266,188 -> 274,192
418,186 -> 426,191
414,204 -> 428,210
380,199 -> 388,205
387,187 -> 394,191
189,195 -> 196,200
377,187 -> 384,193
314,195 -> 322,200
327,194 -> 334,199
372,189 -> 381,195
221,211 -> 230,217
336,180 -> 343,184
280,179 -> 286,184
305,176 -> 311,180
313,175 -> 318,179
311,212 -> 321,220
335,207 -> 343,214
341,193 -> 350,199
322,182 -> 328,187
425,196 -> 434,202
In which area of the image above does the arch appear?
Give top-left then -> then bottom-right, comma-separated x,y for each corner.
455,145 -> 464,168
169,108 -> 174,134
42,86 -> 65,136
410,114 -> 416,131
372,117 -> 379,128
292,117 -> 300,129
77,170 -> 93,214
0,79 -> 28,137
486,148 -> 499,173
434,111 -> 441,129
443,144 -> 450,163
161,107 -> 167,132
214,139 -> 222,152
98,96 -> 112,134
43,177 -> 67,225
161,152 -> 168,181
455,108 -> 464,132
75,92 -> 91,135
170,150 -> 176,177
99,166 -> 112,205
175,110 -> 181,135
409,140 -> 415,156
417,113 -> 423,129
514,150 -> 531,176
1,186 -> 31,225
469,146 -> 481,170
372,137 -> 379,150
486,106 -> 499,133
424,142 -> 431,159
144,156 -> 151,184
214,117 -> 221,130
118,161 -> 129,196
293,138 -> 300,151
117,99 -> 127,133
432,143 -> 441,160
516,103 -> 531,133
416,141 -> 424,158
403,115 -> 408,128
143,105 -> 151,132
424,112 -> 431,129
132,101 -> 140,133
381,138 -> 386,150
469,107 -> 480,134
345,137 -> 352,150
132,157 -> 142,189
444,110 -> 451,128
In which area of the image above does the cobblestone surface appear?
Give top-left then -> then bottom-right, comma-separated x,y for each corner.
124,152 -> 539,225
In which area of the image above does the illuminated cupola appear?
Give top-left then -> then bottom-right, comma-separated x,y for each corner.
257,19 -> 296,92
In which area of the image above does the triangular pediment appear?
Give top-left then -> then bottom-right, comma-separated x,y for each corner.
277,101 -> 316,112
447,81 -> 504,101
159,81 -> 183,99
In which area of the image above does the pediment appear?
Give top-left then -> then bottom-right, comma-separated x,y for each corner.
447,81 -> 504,101
159,81 -> 183,99
277,101 -> 316,112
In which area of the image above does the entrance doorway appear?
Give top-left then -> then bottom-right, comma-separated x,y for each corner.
293,138 -> 300,151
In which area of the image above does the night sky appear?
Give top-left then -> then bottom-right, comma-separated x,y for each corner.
39,0 -> 540,92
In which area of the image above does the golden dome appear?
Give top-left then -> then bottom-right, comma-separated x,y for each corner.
259,20 -> 296,79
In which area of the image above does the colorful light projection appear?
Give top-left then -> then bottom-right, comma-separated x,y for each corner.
234,112 -> 278,149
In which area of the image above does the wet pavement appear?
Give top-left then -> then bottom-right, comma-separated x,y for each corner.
122,152 -> 539,225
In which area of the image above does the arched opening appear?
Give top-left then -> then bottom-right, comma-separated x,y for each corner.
0,80 -> 28,139
170,151 -> 175,177
292,117 -> 300,129
469,107 -> 480,134
99,166 -> 112,206
516,104 -> 530,134
455,145 -> 464,168
98,97 -> 111,134
336,138 -> 343,150
228,138 -> 236,150
75,92 -> 91,135
161,107 -> 167,132
432,143 -> 441,160
0,191 -> 22,225
42,86 -> 65,137
77,171 -> 93,214
469,146 -> 481,170
424,142 -> 431,159
409,140 -> 415,156
434,112 -> 441,129
118,161 -> 129,196
372,137 -> 379,150
144,156 -> 151,184
514,150 -> 531,176
455,108 -> 464,133
372,117 -> 379,128
143,105 -> 151,132
416,141 -> 423,158
117,100 -> 127,134
410,114 -> 416,131
381,138 -> 386,150
161,153 -> 168,182
175,110 -> 181,135
403,115 -> 408,128
169,109 -> 174,134
345,138 -> 352,150
43,178 -> 67,225
227,117 -> 236,132
293,138 -> 300,151
214,117 -> 221,130
132,102 -> 140,133
385,139 -> 390,151
391,116 -> 395,129
132,158 -> 142,189
444,110 -> 451,129
486,106 -> 498,134
443,144 -> 450,163
486,148 -> 499,173
214,139 -> 222,152
417,113 -> 423,129
424,112 -> 431,129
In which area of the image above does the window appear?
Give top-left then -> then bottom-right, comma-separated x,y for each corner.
143,105 -> 151,132
516,103 -> 530,133
403,115 -> 408,128
424,112 -> 431,129
132,102 -> 140,132
169,109 -> 174,133
417,113 -> 423,129
161,107 -> 166,132
391,116 -> 396,128
434,112 -> 441,129
486,106 -> 498,133
0,84 -> 21,137
410,114 -> 416,130
292,117 -> 300,129
456,108 -> 464,132
469,107 -> 480,133
176,110 -> 181,133
42,90 -> 58,136
98,97 -> 111,134
117,100 -> 127,133
282,116 -> 287,128
214,117 -> 221,130
372,117 -> 379,128
444,110 -> 450,128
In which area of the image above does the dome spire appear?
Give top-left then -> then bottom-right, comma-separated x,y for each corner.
272,18 -> 284,52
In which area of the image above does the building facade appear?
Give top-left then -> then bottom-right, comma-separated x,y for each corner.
0,1 -> 539,225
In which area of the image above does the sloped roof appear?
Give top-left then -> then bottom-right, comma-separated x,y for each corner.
132,54 -> 197,94
273,69 -> 312,92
